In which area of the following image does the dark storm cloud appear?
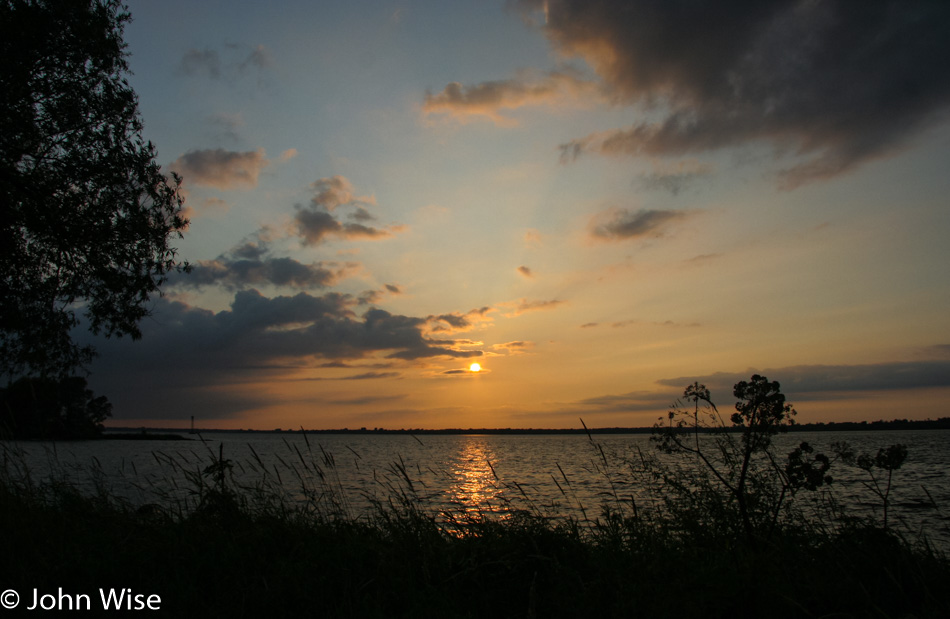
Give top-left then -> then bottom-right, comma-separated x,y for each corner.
521,0 -> 950,186
553,358 -> 950,420
574,390 -> 678,414
658,361 -> 950,400
341,372 -> 402,381
590,208 -> 690,240
170,233 -> 357,291
182,256 -> 353,290
82,290 -> 483,419
292,371 -> 403,381
86,289 -> 483,370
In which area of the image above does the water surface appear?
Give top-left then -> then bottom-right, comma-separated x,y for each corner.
4,430 -> 948,549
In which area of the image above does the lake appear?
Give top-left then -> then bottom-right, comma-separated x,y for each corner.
3,429 -> 949,550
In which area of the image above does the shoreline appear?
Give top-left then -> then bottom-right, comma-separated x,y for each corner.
104,417 -> 950,436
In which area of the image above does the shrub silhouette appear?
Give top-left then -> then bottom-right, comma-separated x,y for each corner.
654,374 -> 833,544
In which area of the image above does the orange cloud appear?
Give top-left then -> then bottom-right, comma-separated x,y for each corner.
423,69 -> 601,126
500,298 -> 565,317
170,148 -> 269,190
492,341 -> 535,355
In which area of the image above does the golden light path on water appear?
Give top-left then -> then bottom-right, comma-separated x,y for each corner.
446,439 -> 504,519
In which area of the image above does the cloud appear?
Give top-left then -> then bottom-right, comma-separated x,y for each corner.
356,285 -> 403,306
199,197 -> 230,214
423,69 -> 602,125
171,231 -> 358,291
178,44 -> 274,81
607,319 -> 700,329
178,49 -> 222,79
522,0 -> 950,186
296,372 -> 402,382
325,394 -> 407,407
438,366 -> 489,377
492,341 -> 534,355
207,112 -> 245,141
523,229 -> 543,248
684,253 -> 722,267
573,390 -> 679,414
637,160 -> 713,195
238,44 -> 273,73
915,344 -> 950,360
590,207 -> 690,241
517,265 -> 534,278
83,289 -> 485,418
179,196 -> 230,222
293,176 -> 400,245
180,256 -> 356,290
658,361 -> 950,400
500,298 -> 565,317
294,210 -> 394,245
340,371 -> 401,381
171,148 -> 269,190
309,176 -> 376,211
426,307 -> 494,333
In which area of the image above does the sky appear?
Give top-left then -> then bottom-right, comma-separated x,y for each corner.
81,0 -> 950,430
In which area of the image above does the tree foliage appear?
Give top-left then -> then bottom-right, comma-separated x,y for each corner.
0,0 -> 188,378
0,375 -> 111,438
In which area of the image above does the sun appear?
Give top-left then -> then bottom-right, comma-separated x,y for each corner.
469,362 -> 481,372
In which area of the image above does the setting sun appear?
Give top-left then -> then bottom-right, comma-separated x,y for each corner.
469,363 -> 481,373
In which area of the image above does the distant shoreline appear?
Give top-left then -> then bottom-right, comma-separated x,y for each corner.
103,417 -> 950,437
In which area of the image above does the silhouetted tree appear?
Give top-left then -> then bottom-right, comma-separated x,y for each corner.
0,0 -> 188,379
0,376 -> 111,439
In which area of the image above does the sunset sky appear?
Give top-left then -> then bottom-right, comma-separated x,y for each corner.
83,0 -> 950,429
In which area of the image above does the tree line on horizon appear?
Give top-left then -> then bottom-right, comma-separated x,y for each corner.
123,416 -> 950,436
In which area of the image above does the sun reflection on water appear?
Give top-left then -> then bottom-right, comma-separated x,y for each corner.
446,438 -> 505,518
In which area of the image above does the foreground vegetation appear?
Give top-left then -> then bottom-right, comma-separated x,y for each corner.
2,473 -> 947,618
2,376 -> 949,618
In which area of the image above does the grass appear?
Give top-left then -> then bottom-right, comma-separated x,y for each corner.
1,438 -> 948,618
